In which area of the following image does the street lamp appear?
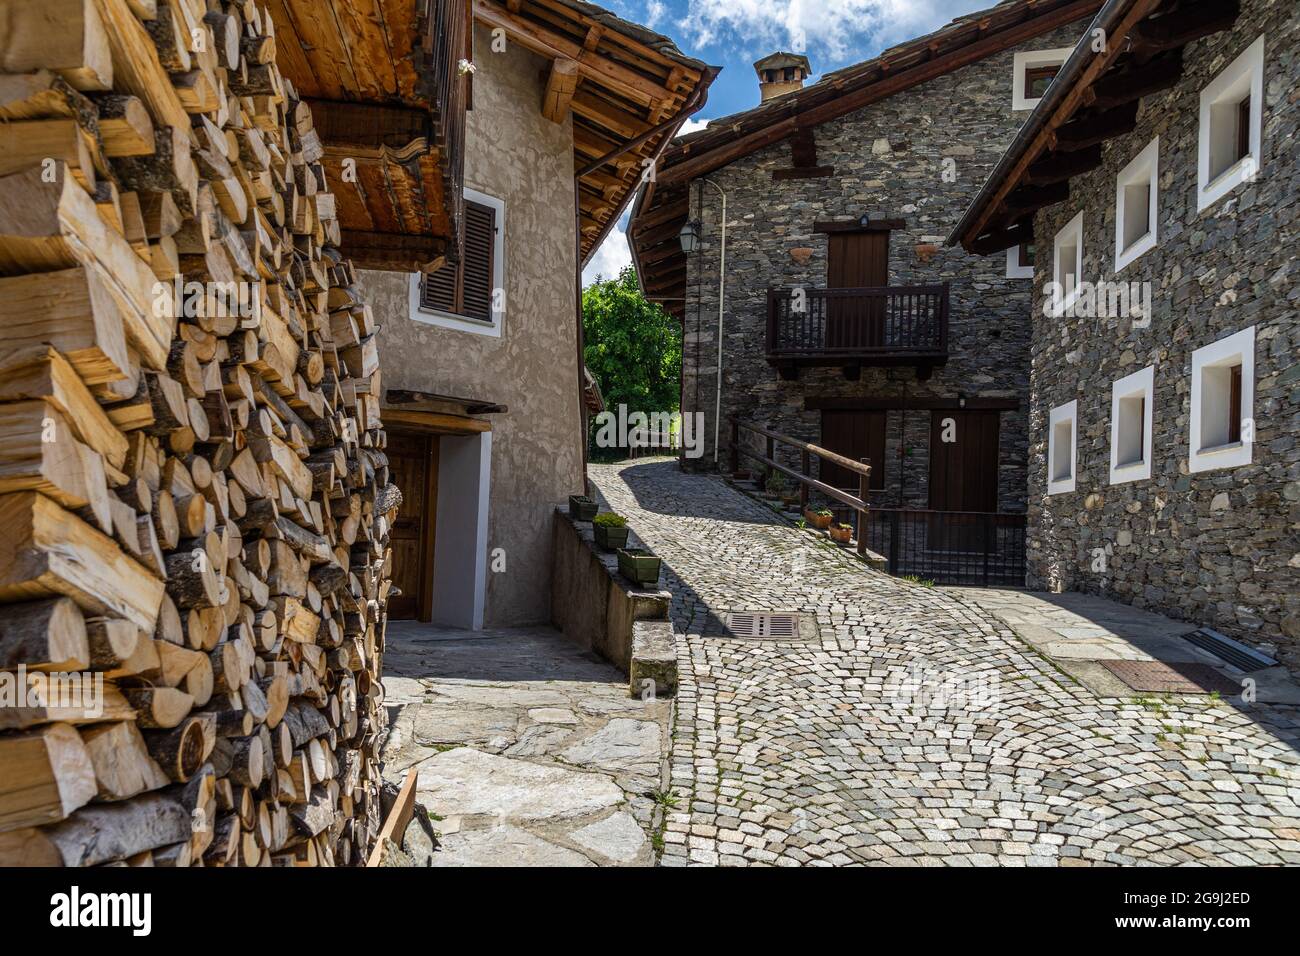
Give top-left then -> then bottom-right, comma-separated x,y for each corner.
678,220 -> 701,254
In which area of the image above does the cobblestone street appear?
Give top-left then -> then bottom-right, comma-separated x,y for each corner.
589,460 -> 1300,866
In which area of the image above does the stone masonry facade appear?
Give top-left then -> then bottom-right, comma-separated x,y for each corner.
1027,0 -> 1300,667
681,21 -> 1088,514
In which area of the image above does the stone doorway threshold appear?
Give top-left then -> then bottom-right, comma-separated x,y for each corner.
950,588 -> 1300,706
379,623 -> 672,866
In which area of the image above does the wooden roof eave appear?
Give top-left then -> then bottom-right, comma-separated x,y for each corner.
951,0 -> 1243,252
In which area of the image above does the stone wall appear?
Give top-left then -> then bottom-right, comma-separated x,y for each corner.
1026,0 -> 1299,666
360,26 -> 585,627
681,21 -> 1088,516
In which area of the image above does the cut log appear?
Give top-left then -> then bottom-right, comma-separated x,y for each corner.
0,723 -> 98,832
0,597 -> 89,672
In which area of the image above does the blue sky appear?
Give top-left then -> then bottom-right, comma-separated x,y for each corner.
581,0 -> 990,285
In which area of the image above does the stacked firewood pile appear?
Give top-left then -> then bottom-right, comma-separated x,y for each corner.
0,0 -> 399,866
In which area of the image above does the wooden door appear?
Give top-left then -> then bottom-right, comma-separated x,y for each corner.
820,410 -> 886,491
928,411 -> 999,551
827,231 -> 889,348
387,432 -> 439,621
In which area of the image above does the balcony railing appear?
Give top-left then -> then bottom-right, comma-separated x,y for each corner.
766,284 -> 949,375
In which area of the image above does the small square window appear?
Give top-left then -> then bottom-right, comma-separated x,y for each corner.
410,186 -> 506,337
1109,366 -> 1154,484
1114,137 -> 1159,272
1005,240 -> 1034,279
1189,326 -> 1254,473
1051,211 -> 1083,315
1012,48 -> 1073,110
1198,36 -> 1264,211
1047,400 -> 1077,495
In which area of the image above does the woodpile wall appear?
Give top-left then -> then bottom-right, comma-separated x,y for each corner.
0,0 -> 399,866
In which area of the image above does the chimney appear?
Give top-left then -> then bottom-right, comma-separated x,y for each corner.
753,52 -> 812,103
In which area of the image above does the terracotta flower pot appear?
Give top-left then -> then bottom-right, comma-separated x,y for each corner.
804,508 -> 833,530
829,524 -> 853,544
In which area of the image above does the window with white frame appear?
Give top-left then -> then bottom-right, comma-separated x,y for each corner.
1012,48 -> 1073,110
1051,212 -> 1083,315
1198,36 -> 1264,212
410,186 -> 506,337
1109,366 -> 1154,484
1047,400 -> 1077,495
1189,326 -> 1254,472
1114,137 -> 1159,272
1006,240 -> 1035,279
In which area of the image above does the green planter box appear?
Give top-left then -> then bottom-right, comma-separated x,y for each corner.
568,495 -> 598,521
594,524 -> 630,551
617,548 -> 661,586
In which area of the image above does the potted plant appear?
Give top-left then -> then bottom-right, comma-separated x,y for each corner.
592,512 -> 629,550
763,471 -> 787,501
617,547 -> 661,586
804,507 -> 833,530
568,494 -> 598,521
829,522 -> 854,544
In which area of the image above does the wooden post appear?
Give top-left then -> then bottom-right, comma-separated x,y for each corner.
766,434 -> 774,486
800,449 -> 810,511
856,458 -> 871,556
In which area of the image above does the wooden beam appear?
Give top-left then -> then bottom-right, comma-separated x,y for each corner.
473,0 -> 672,107
969,219 -> 1033,256
341,230 -> 447,273
1054,102 -> 1138,151
304,98 -> 430,150
1089,51 -> 1183,111
1130,0 -> 1240,58
542,58 -> 579,123
1025,144 -> 1103,186
381,409 -> 492,434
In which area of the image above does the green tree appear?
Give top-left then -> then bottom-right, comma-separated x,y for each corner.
582,265 -> 681,428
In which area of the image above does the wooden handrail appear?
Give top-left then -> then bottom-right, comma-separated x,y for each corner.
730,417 -> 872,556
731,418 -> 872,478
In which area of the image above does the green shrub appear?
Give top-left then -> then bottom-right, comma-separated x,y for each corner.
593,512 -> 626,528
815,509 -> 833,517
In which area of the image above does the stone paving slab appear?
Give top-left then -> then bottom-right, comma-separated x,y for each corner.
590,459 -> 1300,867
380,624 -> 671,866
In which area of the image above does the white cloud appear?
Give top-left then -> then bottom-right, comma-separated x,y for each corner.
644,0 -> 667,29
677,0 -> 987,68
583,216 -> 633,287
676,116 -> 710,137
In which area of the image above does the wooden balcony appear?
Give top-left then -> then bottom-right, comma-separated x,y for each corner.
765,284 -> 949,380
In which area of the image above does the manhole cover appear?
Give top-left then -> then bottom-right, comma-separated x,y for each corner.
697,610 -> 817,641
1099,660 -> 1242,695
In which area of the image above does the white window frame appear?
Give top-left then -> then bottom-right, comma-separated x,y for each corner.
1006,242 -> 1034,279
1197,35 -> 1264,213
1051,211 -> 1084,316
1012,48 -> 1073,110
1047,400 -> 1078,495
1189,326 -> 1254,473
408,186 -> 507,338
1109,366 -> 1154,485
1114,137 -> 1159,273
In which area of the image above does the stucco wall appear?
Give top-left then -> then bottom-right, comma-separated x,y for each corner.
1027,0 -> 1299,666
360,26 -> 584,627
680,21 -> 1088,516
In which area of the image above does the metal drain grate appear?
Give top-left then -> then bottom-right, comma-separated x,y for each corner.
725,612 -> 800,639
1182,628 -> 1276,673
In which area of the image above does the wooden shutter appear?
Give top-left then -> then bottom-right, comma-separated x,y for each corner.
421,259 -> 457,313
460,200 -> 495,322
419,198 -> 496,321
